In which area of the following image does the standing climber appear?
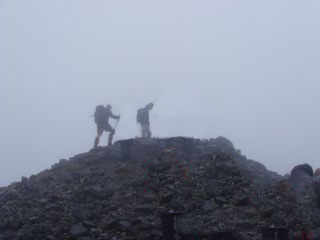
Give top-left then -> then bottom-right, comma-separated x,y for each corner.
137,103 -> 154,138
94,104 -> 120,147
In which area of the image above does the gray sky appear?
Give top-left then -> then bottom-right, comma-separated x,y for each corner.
1,0 -> 320,186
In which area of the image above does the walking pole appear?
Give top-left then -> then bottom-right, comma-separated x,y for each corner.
113,117 -> 120,131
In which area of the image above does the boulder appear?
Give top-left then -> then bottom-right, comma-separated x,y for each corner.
289,168 -> 315,197
289,164 -> 316,207
70,222 -> 88,237
289,164 -> 320,228
291,164 -> 313,177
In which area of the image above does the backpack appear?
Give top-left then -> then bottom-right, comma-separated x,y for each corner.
137,108 -> 145,123
94,105 -> 106,123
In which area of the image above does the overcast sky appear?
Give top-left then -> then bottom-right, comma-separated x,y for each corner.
1,0 -> 320,186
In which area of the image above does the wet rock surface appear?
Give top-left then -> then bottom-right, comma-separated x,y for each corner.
0,137 -> 319,240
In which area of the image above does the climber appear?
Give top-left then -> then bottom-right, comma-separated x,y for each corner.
94,104 -> 120,147
137,103 -> 154,138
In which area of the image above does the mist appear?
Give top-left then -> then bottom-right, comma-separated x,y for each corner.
1,0 -> 320,186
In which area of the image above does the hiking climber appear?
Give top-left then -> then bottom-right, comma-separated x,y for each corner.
94,104 -> 120,147
137,103 -> 154,138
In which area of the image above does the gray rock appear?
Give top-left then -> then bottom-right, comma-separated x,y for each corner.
202,198 -> 218,211
70,222 -> 88,237
59,158 -> 68,164
118,220 -> 132,232
21,176 -> 28,184
83,220 -> 95,228
289,168 -> 318,207
291,164 -> 313,177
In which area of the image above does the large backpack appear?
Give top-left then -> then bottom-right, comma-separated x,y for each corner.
94,105 -> 106,123
137,108 -> 145,123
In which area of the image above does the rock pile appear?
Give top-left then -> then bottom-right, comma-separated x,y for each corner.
0,137 -> 319,240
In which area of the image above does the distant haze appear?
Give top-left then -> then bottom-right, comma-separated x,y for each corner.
1,0 -> 320,186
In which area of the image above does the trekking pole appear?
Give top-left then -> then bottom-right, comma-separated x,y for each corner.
113,117 -> 120,131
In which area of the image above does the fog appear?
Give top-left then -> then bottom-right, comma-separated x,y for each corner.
1,0 -> 320,186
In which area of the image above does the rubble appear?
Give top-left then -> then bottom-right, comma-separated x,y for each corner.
0,137 -> 319,240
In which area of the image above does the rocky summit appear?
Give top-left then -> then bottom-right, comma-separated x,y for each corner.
0,137 -> 319,240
